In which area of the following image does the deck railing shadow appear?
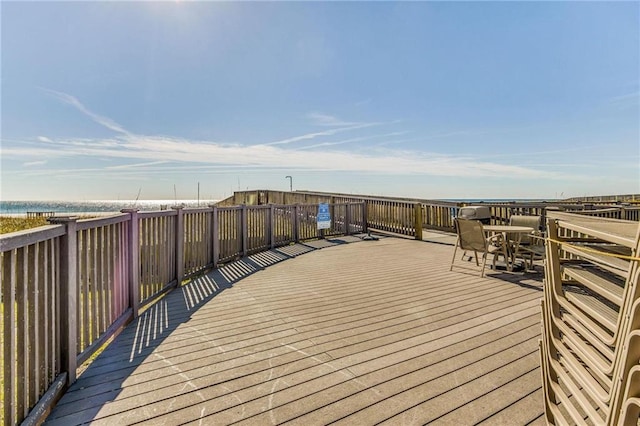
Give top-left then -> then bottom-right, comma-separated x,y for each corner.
1,203 -> 364,425
44,237 -> 362,424
43,246 -> 294,424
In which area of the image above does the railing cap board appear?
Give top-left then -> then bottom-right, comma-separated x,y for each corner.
182,207 -> 214,214
297,190 -> 460,207
236,189 -> 640,211
229,189 -> 460,207
76,213 -> 130,230
138,210 -> 178,218
0,224 -> 66,252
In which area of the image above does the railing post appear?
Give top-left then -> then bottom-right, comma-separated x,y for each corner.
414,203 -> 423,240
48,217 -> 78,385
362,201 -> 368,233
345,203 -> 351,235
210,205 -> 219,269
241,205 -> 248,257
121,209 -> 140,318
173,206 -> 185,285
269,204 -> 275,249
293,204 -> 300,242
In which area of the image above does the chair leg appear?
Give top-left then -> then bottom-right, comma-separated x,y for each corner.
481,252 -> 488,277
473,251 -> 479,266
503,246 -> 510,271
450,243 -> 459,271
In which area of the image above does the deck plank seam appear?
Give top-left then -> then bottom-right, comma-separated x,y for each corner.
58,293 -> 542,397
47,306 -> 534,420
56,319 -> 542,425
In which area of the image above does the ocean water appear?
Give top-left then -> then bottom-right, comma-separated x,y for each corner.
0,198 -> 552,215
0,200 -> 219,215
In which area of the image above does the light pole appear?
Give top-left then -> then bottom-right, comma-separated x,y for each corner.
285,176 -> 293,192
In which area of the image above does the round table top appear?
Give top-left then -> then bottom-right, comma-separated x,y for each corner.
483,225 -> 534,233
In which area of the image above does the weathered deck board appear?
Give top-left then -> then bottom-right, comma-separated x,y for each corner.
46,236 -> 545,425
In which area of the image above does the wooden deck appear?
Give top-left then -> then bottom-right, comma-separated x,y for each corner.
45,235 -> 546,425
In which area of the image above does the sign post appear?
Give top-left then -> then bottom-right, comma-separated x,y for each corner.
317,203 -> 331,238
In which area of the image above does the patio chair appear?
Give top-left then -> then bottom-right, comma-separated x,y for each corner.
450,218 -> 507,277
509,215 -> 545,270
619,365 -> 640,426
539,213 -> 640,425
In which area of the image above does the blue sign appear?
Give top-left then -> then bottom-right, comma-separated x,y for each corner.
317,203 -> 331,230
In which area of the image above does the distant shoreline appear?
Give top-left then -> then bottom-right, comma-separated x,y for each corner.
0,200 -> 219,215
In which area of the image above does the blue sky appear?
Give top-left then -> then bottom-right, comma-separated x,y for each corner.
1,1 -> 638,201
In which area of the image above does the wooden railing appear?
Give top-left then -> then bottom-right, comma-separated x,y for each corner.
25,212 -> 55,219
1,225 -> 66,426
564,206 -> 640,221
221,190 -> 640,239
4,192 -> 638,424
0,202 -> 364,425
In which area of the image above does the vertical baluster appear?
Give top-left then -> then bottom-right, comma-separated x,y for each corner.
27,243 -> 38,408
84,228 -> 91,351
174,207 -> 185,285
38,241 -> 46,397
2,249 -> 17,425
122,210 -> 139,317
48,217 -> 78,385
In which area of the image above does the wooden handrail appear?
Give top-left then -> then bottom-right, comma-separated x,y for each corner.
0,202 -> 365,425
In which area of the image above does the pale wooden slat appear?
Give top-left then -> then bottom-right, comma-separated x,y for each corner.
152,216 -> 159,297
99,226 -> 106,336
44,240 -> 59,383
2,250 -> 17,426
138,219 -> 145,302
37,241 -> 47,396
91,227 -> 99,342
117,223 -> 125,315
168,216 -> 176,284
52,238 -> 61,377
16,246 -> 26,420
113,224 -> 121,320
28,243 -> 38,408
82,229 -> 90,351
103,225 -> 111,327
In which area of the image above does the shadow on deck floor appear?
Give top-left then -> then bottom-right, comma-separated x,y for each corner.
46,235 -> 545,425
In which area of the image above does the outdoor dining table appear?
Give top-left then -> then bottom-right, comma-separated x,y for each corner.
483,225 -> 535,272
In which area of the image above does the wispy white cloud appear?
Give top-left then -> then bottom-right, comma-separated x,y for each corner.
2,132 -> 568,180
306,112 -> 361,127
37,136 -> 53,143
354,98 -> 372,107
42,88 -> 131,135
421,129 -> 488,140
262,122 -> 384,146
606,91 -> 640,111
373,137 -> 422,147
296,131 -> 409,150
608,91 -> 640,104
23,160 -> 47,167
105,160 -> 169,170
1,92 -> 574,182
